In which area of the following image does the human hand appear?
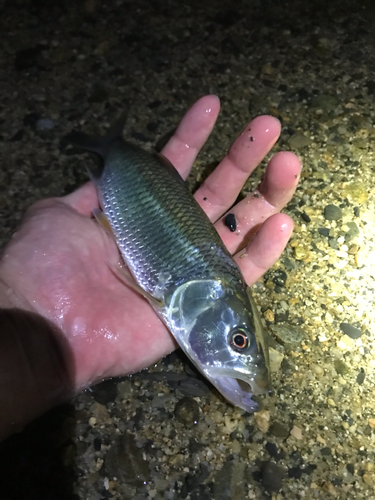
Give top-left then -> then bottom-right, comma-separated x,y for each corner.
0,95 -> 300,395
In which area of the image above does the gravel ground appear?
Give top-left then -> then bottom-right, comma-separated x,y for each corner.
1,0 -> 375,499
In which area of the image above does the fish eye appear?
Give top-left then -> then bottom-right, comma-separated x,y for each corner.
229,328 -> 249,352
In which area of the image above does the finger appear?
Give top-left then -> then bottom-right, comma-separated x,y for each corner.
216,151 -> 301,253
195,115 -> 281,222
161,95 -> 220,179
258,151 -> 301,209
61,182 -> 99,216
234,213 -> 294,286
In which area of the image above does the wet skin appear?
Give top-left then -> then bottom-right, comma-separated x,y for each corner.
0,95 -> 301,440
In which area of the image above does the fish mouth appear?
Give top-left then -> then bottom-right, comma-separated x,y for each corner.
208,372 -> 270,412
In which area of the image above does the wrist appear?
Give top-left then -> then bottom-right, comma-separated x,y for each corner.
0,275 -> 74,441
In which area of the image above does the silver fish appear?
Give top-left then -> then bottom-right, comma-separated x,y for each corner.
67,118 -> 270,412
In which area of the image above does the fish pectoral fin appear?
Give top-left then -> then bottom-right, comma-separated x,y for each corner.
93,208 -> 116,238
106,259 -> 165,308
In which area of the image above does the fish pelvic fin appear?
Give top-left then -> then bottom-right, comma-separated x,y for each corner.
106,259 -> 165,309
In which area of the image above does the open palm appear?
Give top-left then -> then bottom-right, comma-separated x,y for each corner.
0,95 -> 300,393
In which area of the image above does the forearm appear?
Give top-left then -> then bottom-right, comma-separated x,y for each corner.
0,280 -> 74,441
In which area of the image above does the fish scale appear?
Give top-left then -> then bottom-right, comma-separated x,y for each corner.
100,141 -> 243,296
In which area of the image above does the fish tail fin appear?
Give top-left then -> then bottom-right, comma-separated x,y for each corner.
63,110 -> 128,158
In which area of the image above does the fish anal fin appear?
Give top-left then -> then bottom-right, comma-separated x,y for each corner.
106,259 -> 164,308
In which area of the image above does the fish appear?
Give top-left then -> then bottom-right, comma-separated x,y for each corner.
66,117 -> 270,412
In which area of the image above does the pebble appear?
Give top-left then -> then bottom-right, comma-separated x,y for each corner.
105,432 -> 150,487
178,377 -> 210,397
90,379 -> 118,405
363,474 -> 374,486
269,324 -> 305,349
288,131 -> 311,149
212,460 -> 235,499
310,363 -> 324,376
269,421 -> 289,438
324,204 -> 342,221
224,213 -> 237,232
271,269 -> 288,287
174,397 -> 200,427
261,461 -> 284,494
254,410 -> 270,433
318,227 -> 330,237
356,368 -> 365,385
310,94 -> 340,112
36,118 -> 55,130
301,211 -> 311,223
269,347 -> 284,372
337,335 -> 355,350
290,425 -> 303,440
264,309 -> 275,322
342,181 -> 368,204
334,359 -> 349,375
340,322 -> 362,339
344,221 -> 360,241
293,243 -> 310,260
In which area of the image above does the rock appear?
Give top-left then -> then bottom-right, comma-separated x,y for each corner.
224,213 -> 236,232
212,460 -> 245,500
261,461 -> 284,494
309,94 -> 340,112
357,368 -> 365,385
90,379 -> 118,405
178,377 -> 210,397
269,324 -> 305,349
310,363 -> 324,377
290,425 -> 303,440
301,211 -> 311,223
340,322 -> 362,339
270,269 -> 288,287
288,131 -> 311,149
334,359 -> 349,375
105,432 -> 150,486
363,473 -> 374,486
269,347 -> 284,373
269,421 -> 289,438
324,204 -> 342,221
88,86 -> 109,103
36,118 -> 55,130
342,181 -> 368,204
254,410 -> 270,433
174,397 -> 200,427
344,221 -> 360,241
318,227 -> 330,237
321,447 -> 331,456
